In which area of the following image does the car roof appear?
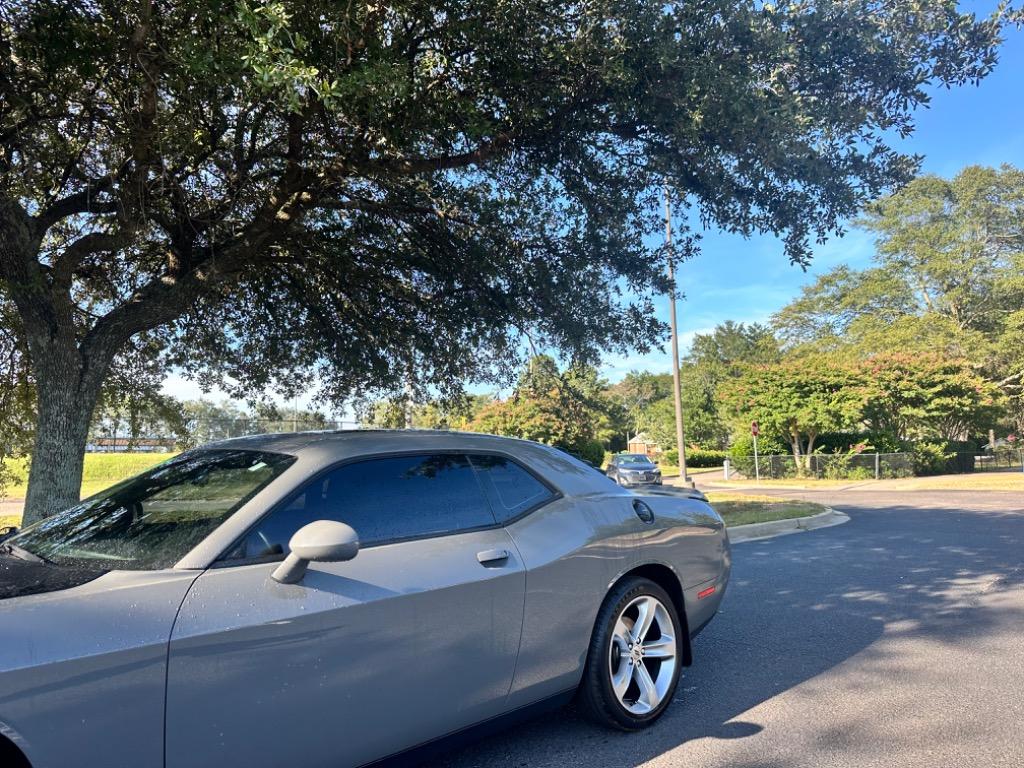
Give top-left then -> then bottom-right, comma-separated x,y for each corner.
202,429 -> 552,461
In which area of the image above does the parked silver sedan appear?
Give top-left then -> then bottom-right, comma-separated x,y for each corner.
0,431 -> 730,768
606,452 -> 663,487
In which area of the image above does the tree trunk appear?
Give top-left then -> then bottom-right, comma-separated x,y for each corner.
21,355 -> 105,526
805,432 -> 818,473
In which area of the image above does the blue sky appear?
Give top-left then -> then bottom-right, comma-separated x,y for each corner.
163,9 -> 1024,412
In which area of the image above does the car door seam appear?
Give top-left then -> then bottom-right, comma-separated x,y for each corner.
162,569 -> 205,768
502,533 -> 529,699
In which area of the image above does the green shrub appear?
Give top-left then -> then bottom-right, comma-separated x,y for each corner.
911,441 -> 955,476
688,449 -> 728,468
659,448 -> 727,469
729,432 -> 787,460
814,432 -> 903,453
563,439 -> 605,467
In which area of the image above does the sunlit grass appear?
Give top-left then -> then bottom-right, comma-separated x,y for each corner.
1,453 -> 176,501
714,477 -> 865,489
878,472 -> 1024,491
711,471 -> 1024,492
705,492 -> 826,527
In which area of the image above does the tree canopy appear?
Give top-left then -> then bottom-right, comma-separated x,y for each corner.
719,356 -> 870,465
466,355 -> 618,464
773,164 -> 1024,430
0,0 -> 1017,520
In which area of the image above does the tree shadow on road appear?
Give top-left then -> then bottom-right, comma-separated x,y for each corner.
427,498 -> 1024,767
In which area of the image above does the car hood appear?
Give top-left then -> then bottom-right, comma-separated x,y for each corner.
0,555 -> 107,601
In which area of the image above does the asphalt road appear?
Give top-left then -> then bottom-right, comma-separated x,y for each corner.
430,489 -> 1024,768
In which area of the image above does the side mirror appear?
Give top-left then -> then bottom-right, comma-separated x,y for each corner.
271,520 -> 360,584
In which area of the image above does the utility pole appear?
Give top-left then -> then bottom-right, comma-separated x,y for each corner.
664,184 -> 690,486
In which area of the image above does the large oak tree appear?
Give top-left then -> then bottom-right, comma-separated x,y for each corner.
0,0 -> 1016,522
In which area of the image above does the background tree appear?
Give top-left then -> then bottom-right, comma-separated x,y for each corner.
637,369 -> 728,450
773,165 -> 1024,430
1,1 -> 1015,522
467,356 -> 615,464
89,391 -> 186,450
366,394 -> 491,430
177,399 -> 251,446
689,322 -> 781,372
608,371 -> 672,439
633,322 -> 781,450
720,357 -> 869,470
860,353 -> 1003,442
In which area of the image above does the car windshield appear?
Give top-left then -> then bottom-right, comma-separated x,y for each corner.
618,454 -> 654,466
9,449 -> 295,571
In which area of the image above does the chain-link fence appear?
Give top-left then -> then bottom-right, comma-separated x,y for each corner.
729,452 -> 913,480
976,448 -> 1024,472
727,450 -> 1024,480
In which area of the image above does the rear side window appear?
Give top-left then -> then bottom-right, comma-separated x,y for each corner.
469,454 -> 555,524
230,453 -> 496,559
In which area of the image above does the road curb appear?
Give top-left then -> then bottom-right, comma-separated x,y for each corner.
727,507 -> 849,543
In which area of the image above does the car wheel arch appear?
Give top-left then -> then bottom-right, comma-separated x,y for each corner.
598,563 -> 693,668
0,732 -> 31,768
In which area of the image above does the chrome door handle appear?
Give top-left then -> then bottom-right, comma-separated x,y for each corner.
477,549 -> 510,566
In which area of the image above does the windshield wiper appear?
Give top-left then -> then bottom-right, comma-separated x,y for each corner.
1,541 -> 50,565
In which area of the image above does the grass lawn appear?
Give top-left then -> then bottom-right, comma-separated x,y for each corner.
705,492 -> 826,527
711,471 -> 1024,493
876,472 -> 1024,492
713,477 -> 864,489
1,452 -> 176,502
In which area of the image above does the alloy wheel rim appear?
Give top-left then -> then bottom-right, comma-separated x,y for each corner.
607,595 -> 677,715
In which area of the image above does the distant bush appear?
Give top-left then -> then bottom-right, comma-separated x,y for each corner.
814,432 -> 904,453
661,448 -> 727,469
911,441 -> 955,476
564,439 -> 605,468
728,432 -> 787,460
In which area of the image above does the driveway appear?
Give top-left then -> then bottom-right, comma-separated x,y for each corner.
431,489 -> 1024,767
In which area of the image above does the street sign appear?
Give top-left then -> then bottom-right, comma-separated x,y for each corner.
751,420 -> 760,437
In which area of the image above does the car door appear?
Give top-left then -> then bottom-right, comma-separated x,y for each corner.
165,452 -> 526,768
468,450 -> 637,708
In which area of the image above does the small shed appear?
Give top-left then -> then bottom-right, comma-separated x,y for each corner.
626,433 -> 661,458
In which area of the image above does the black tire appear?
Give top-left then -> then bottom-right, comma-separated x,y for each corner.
576,577 -> 684,730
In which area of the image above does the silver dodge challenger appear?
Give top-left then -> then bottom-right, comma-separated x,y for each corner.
0,431 -> 730,768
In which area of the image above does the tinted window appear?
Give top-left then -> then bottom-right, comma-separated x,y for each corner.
11,450 -> 294,570
469,454 -> 555,524
617,454 -> 654,466
231,453 -> 495,559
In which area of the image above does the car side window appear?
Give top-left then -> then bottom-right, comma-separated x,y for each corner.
229,453 -> 496,560
468,454 -> 555,524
